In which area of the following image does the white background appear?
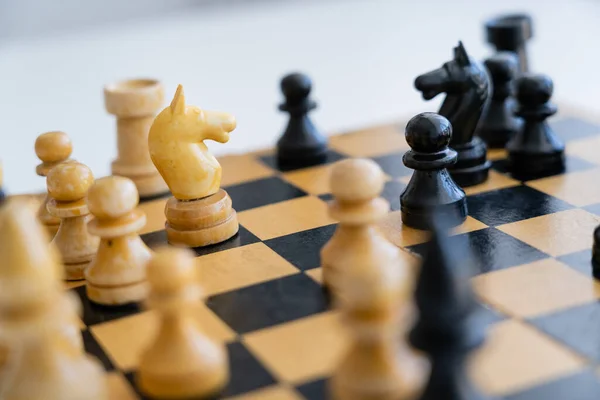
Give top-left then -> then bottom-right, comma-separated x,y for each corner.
1,0 -> 598,194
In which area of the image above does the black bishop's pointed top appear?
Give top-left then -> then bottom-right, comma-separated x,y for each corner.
409,213 -> 486,354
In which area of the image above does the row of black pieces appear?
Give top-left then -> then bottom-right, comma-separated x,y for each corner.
478,55 -> 565,180
481,13 -> 565,178
400,70 -> 565,230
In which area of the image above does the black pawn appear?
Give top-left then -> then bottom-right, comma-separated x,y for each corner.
409,216 -> 490,400
485,13 -> 533,73
400,112 -> 467,230
478,52 -> 522,148
276,73 -> 328,169
507,74 -> 565,178
592,226 -> 600,280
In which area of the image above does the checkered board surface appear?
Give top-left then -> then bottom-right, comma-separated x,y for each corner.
62,107 -> 600,400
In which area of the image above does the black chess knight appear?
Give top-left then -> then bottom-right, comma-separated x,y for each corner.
414,41 -> 492,187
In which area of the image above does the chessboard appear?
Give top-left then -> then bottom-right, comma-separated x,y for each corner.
10,103 -> 597,400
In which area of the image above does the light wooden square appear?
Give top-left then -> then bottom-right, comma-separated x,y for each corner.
225,385 -> 303,400
527,168 -> 600,207
378,211 -> 488,248
281,164 -> 333,195
566,135 -> 600,166
90,306 -> 236,371
238,196 -> 335,240
305,268 -> 323,285
463,170 -> 520,196
138,197 -> 167,234
219,154 -> 276,187
497,209 -> 600,257
107,372 -> 139,400
471,319 -> 586,396
242,311 -> 347,383
473,258 -> 600,318
329,124 -> 408,157
198,242 -> 299,296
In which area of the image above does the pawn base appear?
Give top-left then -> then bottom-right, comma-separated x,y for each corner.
449,160 -> 492,187
277,147 -> 328,170
508,151 -> 565,180
401,199 -> 468,231
137,365 -> 228,400
86,281 -> 149,306
165,189 -> 239,248
450,137 -> 492,187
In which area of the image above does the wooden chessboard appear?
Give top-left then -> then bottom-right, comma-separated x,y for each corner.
40,105 -> 600,399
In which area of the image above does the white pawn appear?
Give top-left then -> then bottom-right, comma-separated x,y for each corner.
85,176 -> 151,305
0,198 -> 107,400
46,162 -> 99,280
34,131 -> 73,237
324,159 -> 423,400
137,247 -> 229,399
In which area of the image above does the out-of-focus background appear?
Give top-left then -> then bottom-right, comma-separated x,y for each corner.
1,0 -> 597,194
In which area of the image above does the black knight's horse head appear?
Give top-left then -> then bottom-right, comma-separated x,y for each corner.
414,41 -> 491,146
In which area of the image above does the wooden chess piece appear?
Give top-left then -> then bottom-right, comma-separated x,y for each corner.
414,41 -> 492,187
277,72 -> 328,168
400,112 -> 467,230
321,158 -> 388,292
485,13 -> 533,73
46,162 -> 100,280
34,131 -> 73,237
323,159 -> 422,400
0,198 -> 107,400
85,176 -> 151,305
477,52 -> 522,148
104,78 -> 169,199
149,85 -> 239,247
137,247 -> 229,399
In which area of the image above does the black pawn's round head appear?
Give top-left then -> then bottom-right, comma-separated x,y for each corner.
516,73 -> 553,107
484,52 -> 519,83
405,112 -> 453,153
281,73 -> 312,104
